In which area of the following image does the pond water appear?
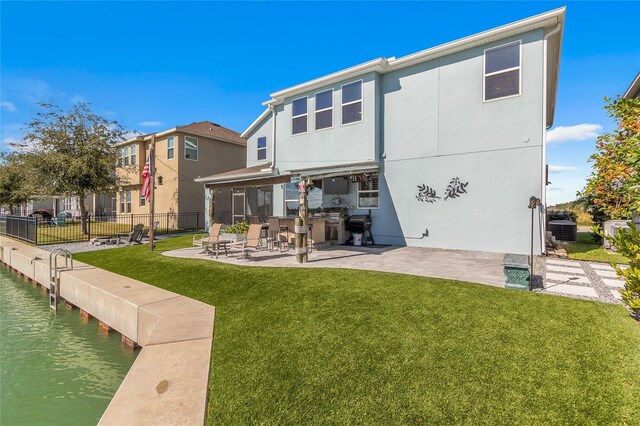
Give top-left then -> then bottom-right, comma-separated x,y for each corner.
0,267 -> 138,425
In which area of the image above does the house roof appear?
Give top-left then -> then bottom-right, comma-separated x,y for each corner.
240,108 -> 272,138
119,120 -> 246,147
251,7 -> 564,130
195,162 -> 276,184
623,72 -> 640,99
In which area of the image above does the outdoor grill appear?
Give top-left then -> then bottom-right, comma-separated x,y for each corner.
345,215 -> 374,245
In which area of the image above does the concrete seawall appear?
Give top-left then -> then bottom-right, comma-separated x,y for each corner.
0,237 -> 215,425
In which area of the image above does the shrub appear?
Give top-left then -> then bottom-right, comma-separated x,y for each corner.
547,210 -> 578,223
224,221 -> 250,234
608,222 -> 640,320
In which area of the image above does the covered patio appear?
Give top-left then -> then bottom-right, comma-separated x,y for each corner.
162,245 -> 506,287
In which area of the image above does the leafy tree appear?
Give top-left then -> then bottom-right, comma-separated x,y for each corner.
608,223 -> 640,319
0,153 -> 34,214
580,96 -> 640,234
15,103 -> 128,233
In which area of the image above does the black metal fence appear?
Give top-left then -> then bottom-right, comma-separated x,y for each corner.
0,212 -> 203,245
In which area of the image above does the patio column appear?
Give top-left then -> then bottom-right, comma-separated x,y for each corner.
296,178 -> 309,264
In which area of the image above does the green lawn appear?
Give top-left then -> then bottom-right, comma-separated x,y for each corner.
566,232 -> 630,264
75,236 -> 640,425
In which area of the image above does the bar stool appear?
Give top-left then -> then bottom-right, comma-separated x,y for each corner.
268,217 -> 289,252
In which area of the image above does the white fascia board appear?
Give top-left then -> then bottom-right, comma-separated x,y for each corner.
240,108 -> 272,138
194,170 -> 276,184
264,58 -> 389,105
623,72 -> 640,99
389,7 -> 565,71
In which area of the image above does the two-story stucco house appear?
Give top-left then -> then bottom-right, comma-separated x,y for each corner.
196,8 -> 565,255
117,121 -> 246,221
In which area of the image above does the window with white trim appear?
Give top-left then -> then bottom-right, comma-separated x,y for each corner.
257,136 -> 267,160
284,183 -> 299,216
120,191 -> 132,213
342,80 -> 362,125
126,191 -> 132,213
167,136 -> 175,159
315,89 -> 333,130
357,173 -> 379,209
140,191 -> 146,207
123,146 -> 130,166
185,136 -> 198,160
117,148 -> 124,166
292,97 -> 307,135
484,41 -> 521,101
130,144 -> 137,165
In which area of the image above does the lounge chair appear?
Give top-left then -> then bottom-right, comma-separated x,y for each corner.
193,223 -> 223,248
229,224 -> 263,260
50,212 -> 69,227
116,223 -> 145,245
141,221 -> 160,241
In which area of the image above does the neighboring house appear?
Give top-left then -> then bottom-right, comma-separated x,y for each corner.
116,121 -> 246,221
623,72 -> 640,99
4,194 -> 115,217
196,8 -> 565,255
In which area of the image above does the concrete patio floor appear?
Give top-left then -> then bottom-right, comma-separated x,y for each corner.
162,245 -> 507,287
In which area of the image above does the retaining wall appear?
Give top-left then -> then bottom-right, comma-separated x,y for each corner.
0,237 -> 215,425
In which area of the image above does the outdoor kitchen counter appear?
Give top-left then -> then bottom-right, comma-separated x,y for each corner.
277,217 -> 327,244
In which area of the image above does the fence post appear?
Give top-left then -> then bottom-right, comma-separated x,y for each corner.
35,217 -> 38,245
87,214 -> 91,241
131,214 -> 134,230
196,212 -> 200,230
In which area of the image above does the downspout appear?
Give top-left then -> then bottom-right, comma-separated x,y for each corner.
269,105 -> 277,169
540,22 -> 562,254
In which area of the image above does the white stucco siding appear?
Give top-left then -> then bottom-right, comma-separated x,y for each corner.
275,72 -> 378,171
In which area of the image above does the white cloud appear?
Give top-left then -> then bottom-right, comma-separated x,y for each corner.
139,121 -> 162,127
4,78 -> 64,103
548,165 -> 578,173
547,123 -> 602,143
1,101 -> 16,112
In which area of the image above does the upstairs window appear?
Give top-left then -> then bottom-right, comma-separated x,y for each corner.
185,136 -> 198,160
357,173 -> 379,209
484,41 -> 521,101
257,136 -> 267,160
130,144 -> 137,165
315,89 -> 333,130
117,148 -> 124,166
342,80 -> 362,125
123,146 -> 130,166
167,136 -> 175,159
292,97 -> 308,135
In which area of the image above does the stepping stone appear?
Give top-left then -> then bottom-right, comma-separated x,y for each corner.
546,272 -> 591,284
602,278 -> 625,289
611,290 -> 622,300
545,284 -> 598,298
547,265 -> 586,275
546,259 -> 580,266
594,269 -> 619,278
589,263 -> 615,271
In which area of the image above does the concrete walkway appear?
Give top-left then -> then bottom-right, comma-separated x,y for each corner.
163,245 -> 506,287
539,258 -> 628,303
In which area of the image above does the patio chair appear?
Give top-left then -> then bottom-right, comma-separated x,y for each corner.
141,221 -> 160,241
116,223 -> 145,245
229,223 -> 263,260
193,223 -> 223,248
50,212 -> 69,227
267,217 -> 289,252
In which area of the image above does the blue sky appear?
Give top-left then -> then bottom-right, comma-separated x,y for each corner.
1,1 -> 638,205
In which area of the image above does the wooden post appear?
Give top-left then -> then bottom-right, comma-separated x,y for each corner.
208,186 -> 215,230
149,135 -> 156,251
296,179 -> 309,264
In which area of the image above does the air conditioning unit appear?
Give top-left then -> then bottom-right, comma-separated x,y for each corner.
603,220 -> 630,250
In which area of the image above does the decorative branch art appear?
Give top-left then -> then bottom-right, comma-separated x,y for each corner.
416,184 -> 440,203
444,177 -> 469,200
416,177 -> 469,204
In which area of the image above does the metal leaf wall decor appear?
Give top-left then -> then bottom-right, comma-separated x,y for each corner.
416,177 -> 469,204
444,177 -> 469,200
416,184 -> 440,203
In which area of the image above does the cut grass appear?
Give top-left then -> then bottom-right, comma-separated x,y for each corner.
75,236 -> 640,424
566,232 -> 630,264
